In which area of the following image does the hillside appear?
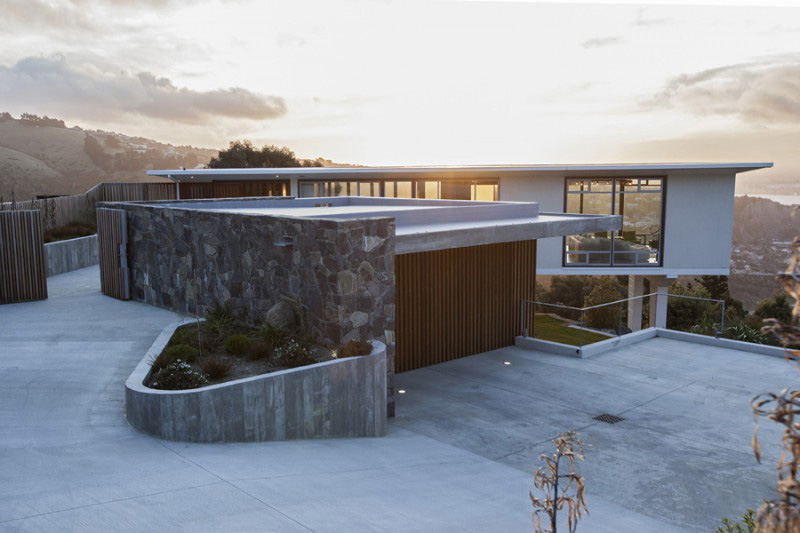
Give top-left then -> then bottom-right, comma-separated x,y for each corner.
729,195 -> 798,309
0,114 -> 217,199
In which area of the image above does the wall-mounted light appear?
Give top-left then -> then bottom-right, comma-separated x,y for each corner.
398,389 -> 407,394
503,361 -> 511,366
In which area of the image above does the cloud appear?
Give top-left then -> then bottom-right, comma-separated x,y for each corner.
633,8 -> 674,27
0,56 -> 286,124
581,36 -> 622,49
645,57 -> 800,125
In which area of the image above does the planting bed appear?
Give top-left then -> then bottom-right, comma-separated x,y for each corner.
146,305 -> 374,391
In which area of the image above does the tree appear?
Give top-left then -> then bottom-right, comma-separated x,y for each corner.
208,140 -> 323,168
584,277 -> 626,330
666,281 -> 716,332
754,292 -> 793,325
699,275 -> 746,323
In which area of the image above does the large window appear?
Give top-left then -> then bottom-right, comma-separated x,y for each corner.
564,177 -> 664,267
297,179 -> 498,201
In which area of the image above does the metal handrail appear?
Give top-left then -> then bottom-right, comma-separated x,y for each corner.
520,291 -> 727,341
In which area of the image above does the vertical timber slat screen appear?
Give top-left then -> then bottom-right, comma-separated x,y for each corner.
97,208 -> 130,300
395,240 -> 536,372
0,210 -> 48,304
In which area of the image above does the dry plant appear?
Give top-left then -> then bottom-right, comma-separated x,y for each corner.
751,207 -> 800,532
530,431 -> 588,533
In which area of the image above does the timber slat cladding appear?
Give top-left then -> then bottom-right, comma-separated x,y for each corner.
96,208 -> 129,300
0,210 -> 47,304
395,240 -> 536,372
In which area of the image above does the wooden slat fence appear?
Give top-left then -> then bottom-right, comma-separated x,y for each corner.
0,210 -> 48,304
100,182 -> 176,202
96,208 -> 130,300
395,240 -> 536,372
0,179 -> 290,231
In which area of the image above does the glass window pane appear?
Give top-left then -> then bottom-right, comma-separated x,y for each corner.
396,181 -> 413,198
384,182 -> 396,197
330,182 -> 347,196
615,184 -> 662,265
639,178 -> 663,191
425,181 -> 439,199
358,182 -> 378,196
590,179 -> 613,193
473,183 -> 497,201
565,233 -> 612,266
581,190 -> 612,215
299,182 -> 316,197
441,180 -> 471,200
567,179 -> 589,192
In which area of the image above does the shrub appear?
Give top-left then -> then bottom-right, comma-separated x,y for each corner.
724,322 -> 775,345
716,509 -> 755,532
169,325 -> 201,348
149,360 -> 208,390
200,356 -> 231,380
151,343 -> 199,372
259,322 -> 288,348
274,338 -> 316,368
225,334 -> 251,355
205,303 -> 236,340
336,340 -> 373,358
249,339 -> 273,360
689,313 -> 722,337
754,292 -> 793,324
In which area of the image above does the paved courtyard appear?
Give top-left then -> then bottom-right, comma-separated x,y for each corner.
0,266 -> 791,532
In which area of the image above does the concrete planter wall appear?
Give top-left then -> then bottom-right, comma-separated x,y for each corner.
125,321 -> 387,442
44,234 -> 98,276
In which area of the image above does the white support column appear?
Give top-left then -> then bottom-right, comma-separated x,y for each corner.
289,177 -> 299,198
627,275 -> 644,331
648,276 -> 670,329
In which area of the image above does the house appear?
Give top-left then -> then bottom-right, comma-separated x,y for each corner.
95,195 -> 619,414
148,162 -> 773,331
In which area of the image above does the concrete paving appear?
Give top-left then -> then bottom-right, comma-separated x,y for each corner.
0,265 -> 790,532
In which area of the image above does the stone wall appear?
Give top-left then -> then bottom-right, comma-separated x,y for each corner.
109,201 -> 396,409
44,234 -> 98,277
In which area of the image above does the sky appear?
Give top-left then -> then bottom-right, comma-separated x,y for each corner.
0,0 -> 799,190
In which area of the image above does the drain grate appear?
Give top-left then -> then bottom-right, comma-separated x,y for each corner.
593,413 -> 625,424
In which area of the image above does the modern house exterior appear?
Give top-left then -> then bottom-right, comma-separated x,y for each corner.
94,195 -> 619,414
149,162 -> 773,331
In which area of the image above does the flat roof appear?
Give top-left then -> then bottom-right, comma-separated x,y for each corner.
148,162 -> 773,182
116,196 -> 621,254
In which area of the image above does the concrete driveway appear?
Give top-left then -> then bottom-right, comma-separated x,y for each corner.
0,266 -> 789,532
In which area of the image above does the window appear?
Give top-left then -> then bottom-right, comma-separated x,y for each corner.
297,178 -> 499,201
564,177 -> 664,267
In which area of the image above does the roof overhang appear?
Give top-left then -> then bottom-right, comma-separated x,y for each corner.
109,196 -> 621,255
148,162 -> 773,182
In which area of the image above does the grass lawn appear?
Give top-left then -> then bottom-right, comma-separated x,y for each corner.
533,314 -> 613,346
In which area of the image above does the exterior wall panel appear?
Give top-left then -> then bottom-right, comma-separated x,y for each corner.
395,240 -> 536,372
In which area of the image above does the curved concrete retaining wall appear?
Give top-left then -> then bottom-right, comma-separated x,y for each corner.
126,321 -> 387,442
45,234 -> 98,276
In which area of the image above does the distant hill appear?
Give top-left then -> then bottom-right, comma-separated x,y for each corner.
729,195 -> 798,310
0,113 -> 218,200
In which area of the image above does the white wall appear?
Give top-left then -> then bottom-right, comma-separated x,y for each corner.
661,172 -> 735,272
499,172 -> 566,272
499,171 -> 737,276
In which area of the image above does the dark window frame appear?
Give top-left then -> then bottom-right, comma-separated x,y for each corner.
561,176 -> 667,268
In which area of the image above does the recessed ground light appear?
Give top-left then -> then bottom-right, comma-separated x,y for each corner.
398,389 -> 407,394
503,361 -> 511,365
